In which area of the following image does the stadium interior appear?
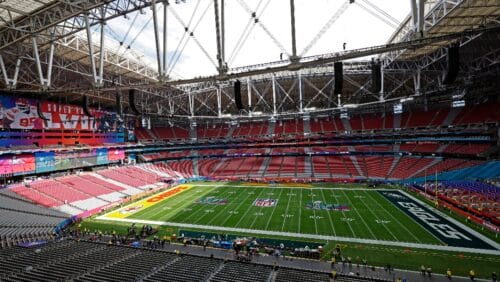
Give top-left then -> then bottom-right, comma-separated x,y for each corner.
0,0 -> 499,281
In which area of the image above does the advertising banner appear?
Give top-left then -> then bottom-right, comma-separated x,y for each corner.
96,148 -> 109,165
35,151 -> 55,173
0,154 -> 36,175
54,152 -> 72,171
108,148 -> 125,162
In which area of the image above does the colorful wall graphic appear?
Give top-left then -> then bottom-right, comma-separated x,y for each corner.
0,93 -> 127,146
0,154 -> 36,176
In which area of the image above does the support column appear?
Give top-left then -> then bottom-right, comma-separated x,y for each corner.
162,1 -> 168,76
152,0 -> 163,79
217,86 -> 222,117
298,73 -> 303,113
289,0 -> 298,62
188,91 -> 194,117
379,68 -> 384,101
417,0 -> 425,35
221,0 -> 225,63
168,98 -> 175,115
413,69 -> 421,95
409,0 -> 418,28
272,75 -> 277,115
84,12 -> 99,86
98,19 -> 105,86
213,0 -> 226,74
32,34 -> 55,89
247,77 -> 252,112
0,55 -> 21,89
32,36 -> 45,87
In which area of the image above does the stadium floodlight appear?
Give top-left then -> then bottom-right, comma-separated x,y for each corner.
452,100 -> 465,108
252,111 -> 263,116
400,97 -> 414,103
221,114 -> 232,118
393,103 -> 403,114
343,104 -> 358,109
304,107 -> 316,112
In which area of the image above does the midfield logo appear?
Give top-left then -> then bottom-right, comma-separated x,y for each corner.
306,201 -> 350,211
253,198 -> 278,207
196,196 -> 228,205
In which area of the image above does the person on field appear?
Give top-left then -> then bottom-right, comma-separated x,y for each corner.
420,265 -> 426,275
446,268 -> 452,280
469,269 -> 475,281
492,272 -> 497,282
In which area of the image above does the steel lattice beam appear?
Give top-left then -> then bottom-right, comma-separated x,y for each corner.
0,0 -> 153,51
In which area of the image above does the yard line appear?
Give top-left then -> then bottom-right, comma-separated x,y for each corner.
241,188 -> 268,228
362,190 -> 423,243
339,190 -> 377,240
298,188 -> 302,233
131,189 -> 196,219
200,187 -> 254,225
135,186 -> 214,220
194,186 -> 248,225
319,189 -> 336,237
308,190 -> 319,235
264,187 -> 285,231
280,190 -> 294,232
352,190 -> 399,241
233,187 -> 269,228
170,185 -> 226,223
331,190 -> 356,237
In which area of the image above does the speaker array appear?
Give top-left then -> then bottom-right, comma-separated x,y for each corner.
116,92 -> 122,116
334,62 -> 343,95
371,61 -> 381,93
443,45 -> 460,85
234,80 -> 243,110
82,95 -> 93,117
129,89 -> 140,115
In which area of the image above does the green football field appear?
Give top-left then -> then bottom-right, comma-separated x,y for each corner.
97,182 -> 500,250
87,182 -> 500,279
130,184 -> 440,243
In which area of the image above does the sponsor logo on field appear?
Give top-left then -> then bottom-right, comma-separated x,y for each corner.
119,205 -> 143,215
104,185 -> 192,219
196,196 -> 228,205
147,186 -> 190,203
253,198 -> 278,207
306,201 -> 350,211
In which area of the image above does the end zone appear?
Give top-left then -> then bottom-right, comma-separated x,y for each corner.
98,184 -> 193,219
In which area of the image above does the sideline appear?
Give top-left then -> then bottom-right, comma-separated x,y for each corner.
95,216 -> 500,255
195,183 -> 384,191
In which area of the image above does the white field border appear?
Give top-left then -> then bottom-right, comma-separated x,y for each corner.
96,216 -> 500,255
96,184 -> 500,255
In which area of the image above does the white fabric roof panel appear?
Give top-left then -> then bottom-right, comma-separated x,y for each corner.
0,0 -> 55,28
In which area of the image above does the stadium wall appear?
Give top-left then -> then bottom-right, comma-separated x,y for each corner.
0,148 -> 125,176
405,161 -> 500,183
